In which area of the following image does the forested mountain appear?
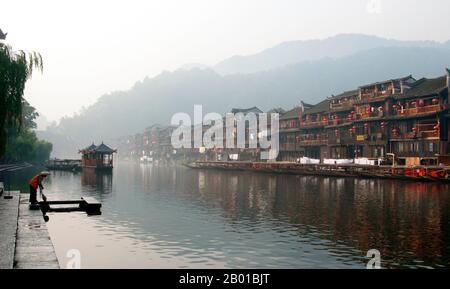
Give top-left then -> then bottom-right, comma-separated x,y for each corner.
40,35 -> 450,158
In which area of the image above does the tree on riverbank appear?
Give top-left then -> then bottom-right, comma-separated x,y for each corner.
2,101 -> 52,162
0,41 -> 50,161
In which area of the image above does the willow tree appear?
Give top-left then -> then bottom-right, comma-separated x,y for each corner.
0,42 -> 43,157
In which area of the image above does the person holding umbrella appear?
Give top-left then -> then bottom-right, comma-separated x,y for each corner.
28,171 -> 50,205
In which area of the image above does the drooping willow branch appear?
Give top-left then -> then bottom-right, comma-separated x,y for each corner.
0,42 -> 43,156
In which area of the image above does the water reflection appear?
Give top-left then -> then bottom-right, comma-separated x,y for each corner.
3,163 -> 450,268
81,169 -> 113,194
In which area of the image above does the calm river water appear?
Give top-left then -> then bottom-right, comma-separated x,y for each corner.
2,162 -> 450,268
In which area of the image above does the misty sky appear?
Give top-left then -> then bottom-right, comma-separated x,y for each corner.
2,0 -> 450,125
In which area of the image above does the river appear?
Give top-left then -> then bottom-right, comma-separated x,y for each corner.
2,162 -> 449,268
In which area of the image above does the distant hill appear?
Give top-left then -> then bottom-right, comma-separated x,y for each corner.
214,34 -> 444,75
41,35 -> 450,158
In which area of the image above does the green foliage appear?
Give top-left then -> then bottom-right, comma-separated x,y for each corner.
2,101 -> 52,162
0,42 -> 43,157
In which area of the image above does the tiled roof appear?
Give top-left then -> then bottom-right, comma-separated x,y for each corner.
395,76 -> 447,100
93,143 -> 116,153
267,107 -> 286,114
359,75 -> 415,88
231,106 -> 263,114
82,143 -> 97,151
330,89 -> 359,100
304,99 -> 331,115
280,107 -> 300,120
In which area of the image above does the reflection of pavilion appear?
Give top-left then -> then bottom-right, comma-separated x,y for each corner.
81,169 -> 113,193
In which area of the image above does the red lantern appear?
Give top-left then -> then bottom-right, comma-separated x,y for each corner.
418,99 -> 425,107
365,106 -> 371,113
381,122 -> 385,129
392,104 -> 398,109
433,121 -> 441,131
378,106 -> 383,111
432,98 -> 439,105
392,127 -> 398,137
411,101 -> 417,107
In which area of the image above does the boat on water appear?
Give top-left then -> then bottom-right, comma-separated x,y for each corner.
45,159 -> 81,172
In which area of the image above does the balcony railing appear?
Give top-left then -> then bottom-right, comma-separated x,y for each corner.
360,90 -> 393,100
328,136 -> 354,145
280,143 -> 297,151
392,130 -> 439,140
300,121 -> 327,128
355,133 -> 386,142
421,130 -> 439,139
328,119 -> 351,126
394,104 -> 440,116
298,139 -> 328,146
356,111 -> 383,119
330,102 -> 353,110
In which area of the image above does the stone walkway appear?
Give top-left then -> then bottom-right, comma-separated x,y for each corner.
0,191 -> 59,269
0,191 -> 20,269
14,194 -> 59,269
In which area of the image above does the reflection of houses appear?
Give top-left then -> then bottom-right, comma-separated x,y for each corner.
79,142 -> 117,172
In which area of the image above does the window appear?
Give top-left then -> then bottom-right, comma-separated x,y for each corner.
398,143 -> 402,153
428,142 -> 438,153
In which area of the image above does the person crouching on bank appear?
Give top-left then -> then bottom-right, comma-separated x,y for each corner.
28,171 -> 50,204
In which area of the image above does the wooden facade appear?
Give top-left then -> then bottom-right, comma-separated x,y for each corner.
279,71 -> 450,165
119,70 -> 450,166
79,143 -> 117,171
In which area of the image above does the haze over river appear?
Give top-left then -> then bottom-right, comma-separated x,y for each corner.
3,162 -> 450,268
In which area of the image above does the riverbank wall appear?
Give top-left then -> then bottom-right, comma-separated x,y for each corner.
185,161 -> 450,183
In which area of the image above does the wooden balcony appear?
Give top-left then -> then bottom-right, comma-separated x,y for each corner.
395,104 -> 440,116
357,111 -> 383,120
280,143 -> 297,151
420,130 -> 439,139
327,119 -> 351,126
360,90 -> 392,101
298,139 -> 328,146
330,102 -> 353,110
328,136 -> 354,145
393,130 -> 439,140
280,126 -> 300,131
355,133 -> 386,142
300,121 -> 327,128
